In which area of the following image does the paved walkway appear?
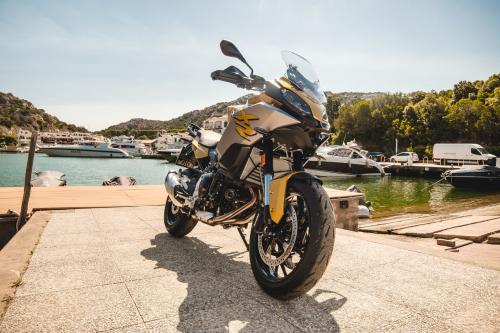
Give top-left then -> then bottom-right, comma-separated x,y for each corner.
1,206 -> 499,332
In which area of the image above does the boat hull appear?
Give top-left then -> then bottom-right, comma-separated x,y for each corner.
306,160 -> 384,176
39,147 -> 129,158
445,176 -> 500,189
443,166 -> 500,189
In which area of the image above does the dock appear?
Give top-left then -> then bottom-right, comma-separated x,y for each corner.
359,204 -> 500,245
0,185 -> 362,216
381,160 -> 499,178
380,162 -> 456,178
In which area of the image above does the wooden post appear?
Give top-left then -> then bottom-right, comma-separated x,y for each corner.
16,131 -> 38,231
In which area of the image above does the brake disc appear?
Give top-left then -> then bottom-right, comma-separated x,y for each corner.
257,205 -> 298,268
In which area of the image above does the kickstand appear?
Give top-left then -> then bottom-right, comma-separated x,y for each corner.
237,226 -> 249,251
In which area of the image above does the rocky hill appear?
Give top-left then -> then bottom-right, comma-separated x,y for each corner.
0,92 -> 87,133
100,94 -> 253,136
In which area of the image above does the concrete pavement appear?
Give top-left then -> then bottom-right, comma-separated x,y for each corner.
1,206 -> 499,332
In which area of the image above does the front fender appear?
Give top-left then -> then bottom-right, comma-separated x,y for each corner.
269,172 -> 323,223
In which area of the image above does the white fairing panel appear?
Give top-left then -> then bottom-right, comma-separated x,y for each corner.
198,130 -> 222,147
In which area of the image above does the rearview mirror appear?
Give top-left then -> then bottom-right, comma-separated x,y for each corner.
220,40 -> 254,76
220,40 -> 246,63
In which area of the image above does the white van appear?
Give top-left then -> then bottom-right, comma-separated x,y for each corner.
433,143 -> 496,165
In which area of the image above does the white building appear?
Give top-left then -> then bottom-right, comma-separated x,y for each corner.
203,115 -> 228,134
40,131 -> 103,144
154,133 -> 186,151
16,129 -> 32,145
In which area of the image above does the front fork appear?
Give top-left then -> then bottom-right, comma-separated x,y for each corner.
255,135 -> 273,234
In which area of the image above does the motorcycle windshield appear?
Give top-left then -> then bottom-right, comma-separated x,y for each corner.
281,51 -> 327,104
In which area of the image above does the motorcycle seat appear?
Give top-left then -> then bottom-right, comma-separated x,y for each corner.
198,129 -> 222,147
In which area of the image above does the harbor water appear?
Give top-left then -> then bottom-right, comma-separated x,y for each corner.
1,153 -> 499,217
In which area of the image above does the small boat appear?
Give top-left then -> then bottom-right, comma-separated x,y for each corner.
38,141 -> 130,158
305,145 -> 385,177
31,171 -> 67,187
0,145 -> 20,153
347,185 -> 373,218
442,166 -> 500,189
102,176 -> 137,186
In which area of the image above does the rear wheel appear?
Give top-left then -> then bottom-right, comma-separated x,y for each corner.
164,197 -> 197,237
249,178 -> 335,299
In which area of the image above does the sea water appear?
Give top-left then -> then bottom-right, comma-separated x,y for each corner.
1,153 -> 498,216
0,153 -> 178,187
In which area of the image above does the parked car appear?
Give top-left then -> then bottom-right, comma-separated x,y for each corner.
433,143 -> 496,166
366,151 -> 385,162
389,152 -> 419,163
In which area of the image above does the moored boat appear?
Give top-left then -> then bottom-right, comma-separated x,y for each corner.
110,136 -> 149,157
305,145 -> 385,177
31,171 -> 67,187
38,142 -> 130,158
442,166 -> 500,189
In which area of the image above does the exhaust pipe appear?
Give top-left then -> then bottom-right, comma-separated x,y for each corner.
164,172 -> 184,207
192,187 -> 256,225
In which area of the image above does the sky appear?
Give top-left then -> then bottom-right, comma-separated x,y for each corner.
1,0 -> 499,131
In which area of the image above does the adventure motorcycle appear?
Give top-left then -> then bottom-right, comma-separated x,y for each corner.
164,40 -> 335,299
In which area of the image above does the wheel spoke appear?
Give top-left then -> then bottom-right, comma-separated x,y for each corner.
280,264 -> 288,276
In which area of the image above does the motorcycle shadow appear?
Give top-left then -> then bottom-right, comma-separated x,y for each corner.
141,233 -> 345,332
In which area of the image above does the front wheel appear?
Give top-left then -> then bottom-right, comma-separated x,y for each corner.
249,178 -> 335,299
164,197 -> 197,237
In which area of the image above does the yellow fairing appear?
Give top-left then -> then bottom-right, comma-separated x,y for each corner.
269,172 -> 299,223
276,77 -> 325,122
192,139 -> 208,159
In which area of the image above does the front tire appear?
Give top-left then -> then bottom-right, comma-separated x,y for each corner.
164,197 -> 197,237
249,178 -> 335,299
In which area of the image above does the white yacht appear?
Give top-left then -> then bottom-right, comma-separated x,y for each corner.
38,142 -> 130,158
305,145 -> 385,177
110,136 -> 148,157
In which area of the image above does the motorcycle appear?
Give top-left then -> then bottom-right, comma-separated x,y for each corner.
164,40 -> 335,299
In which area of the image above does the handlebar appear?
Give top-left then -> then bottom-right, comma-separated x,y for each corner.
187,123 -> 201,138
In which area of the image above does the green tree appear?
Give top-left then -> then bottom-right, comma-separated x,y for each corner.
447,99 -> 487,142
408,91 -> 426,104
480,74 -> 500,94
325,95 -> 342,131
413,94 -> 450,144
0,134 -> 18,146
453,81 -> 478,102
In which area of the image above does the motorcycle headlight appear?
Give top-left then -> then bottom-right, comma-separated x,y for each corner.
281,89 -> 311,116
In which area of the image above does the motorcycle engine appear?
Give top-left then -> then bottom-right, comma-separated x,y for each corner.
193,171 -> 250,216
218,184 -> 251,215
196,173 -> 214,199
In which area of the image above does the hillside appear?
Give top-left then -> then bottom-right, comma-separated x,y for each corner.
100,94 -> 253,137
100,91 -> 383,138
0,92 -> 87,133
